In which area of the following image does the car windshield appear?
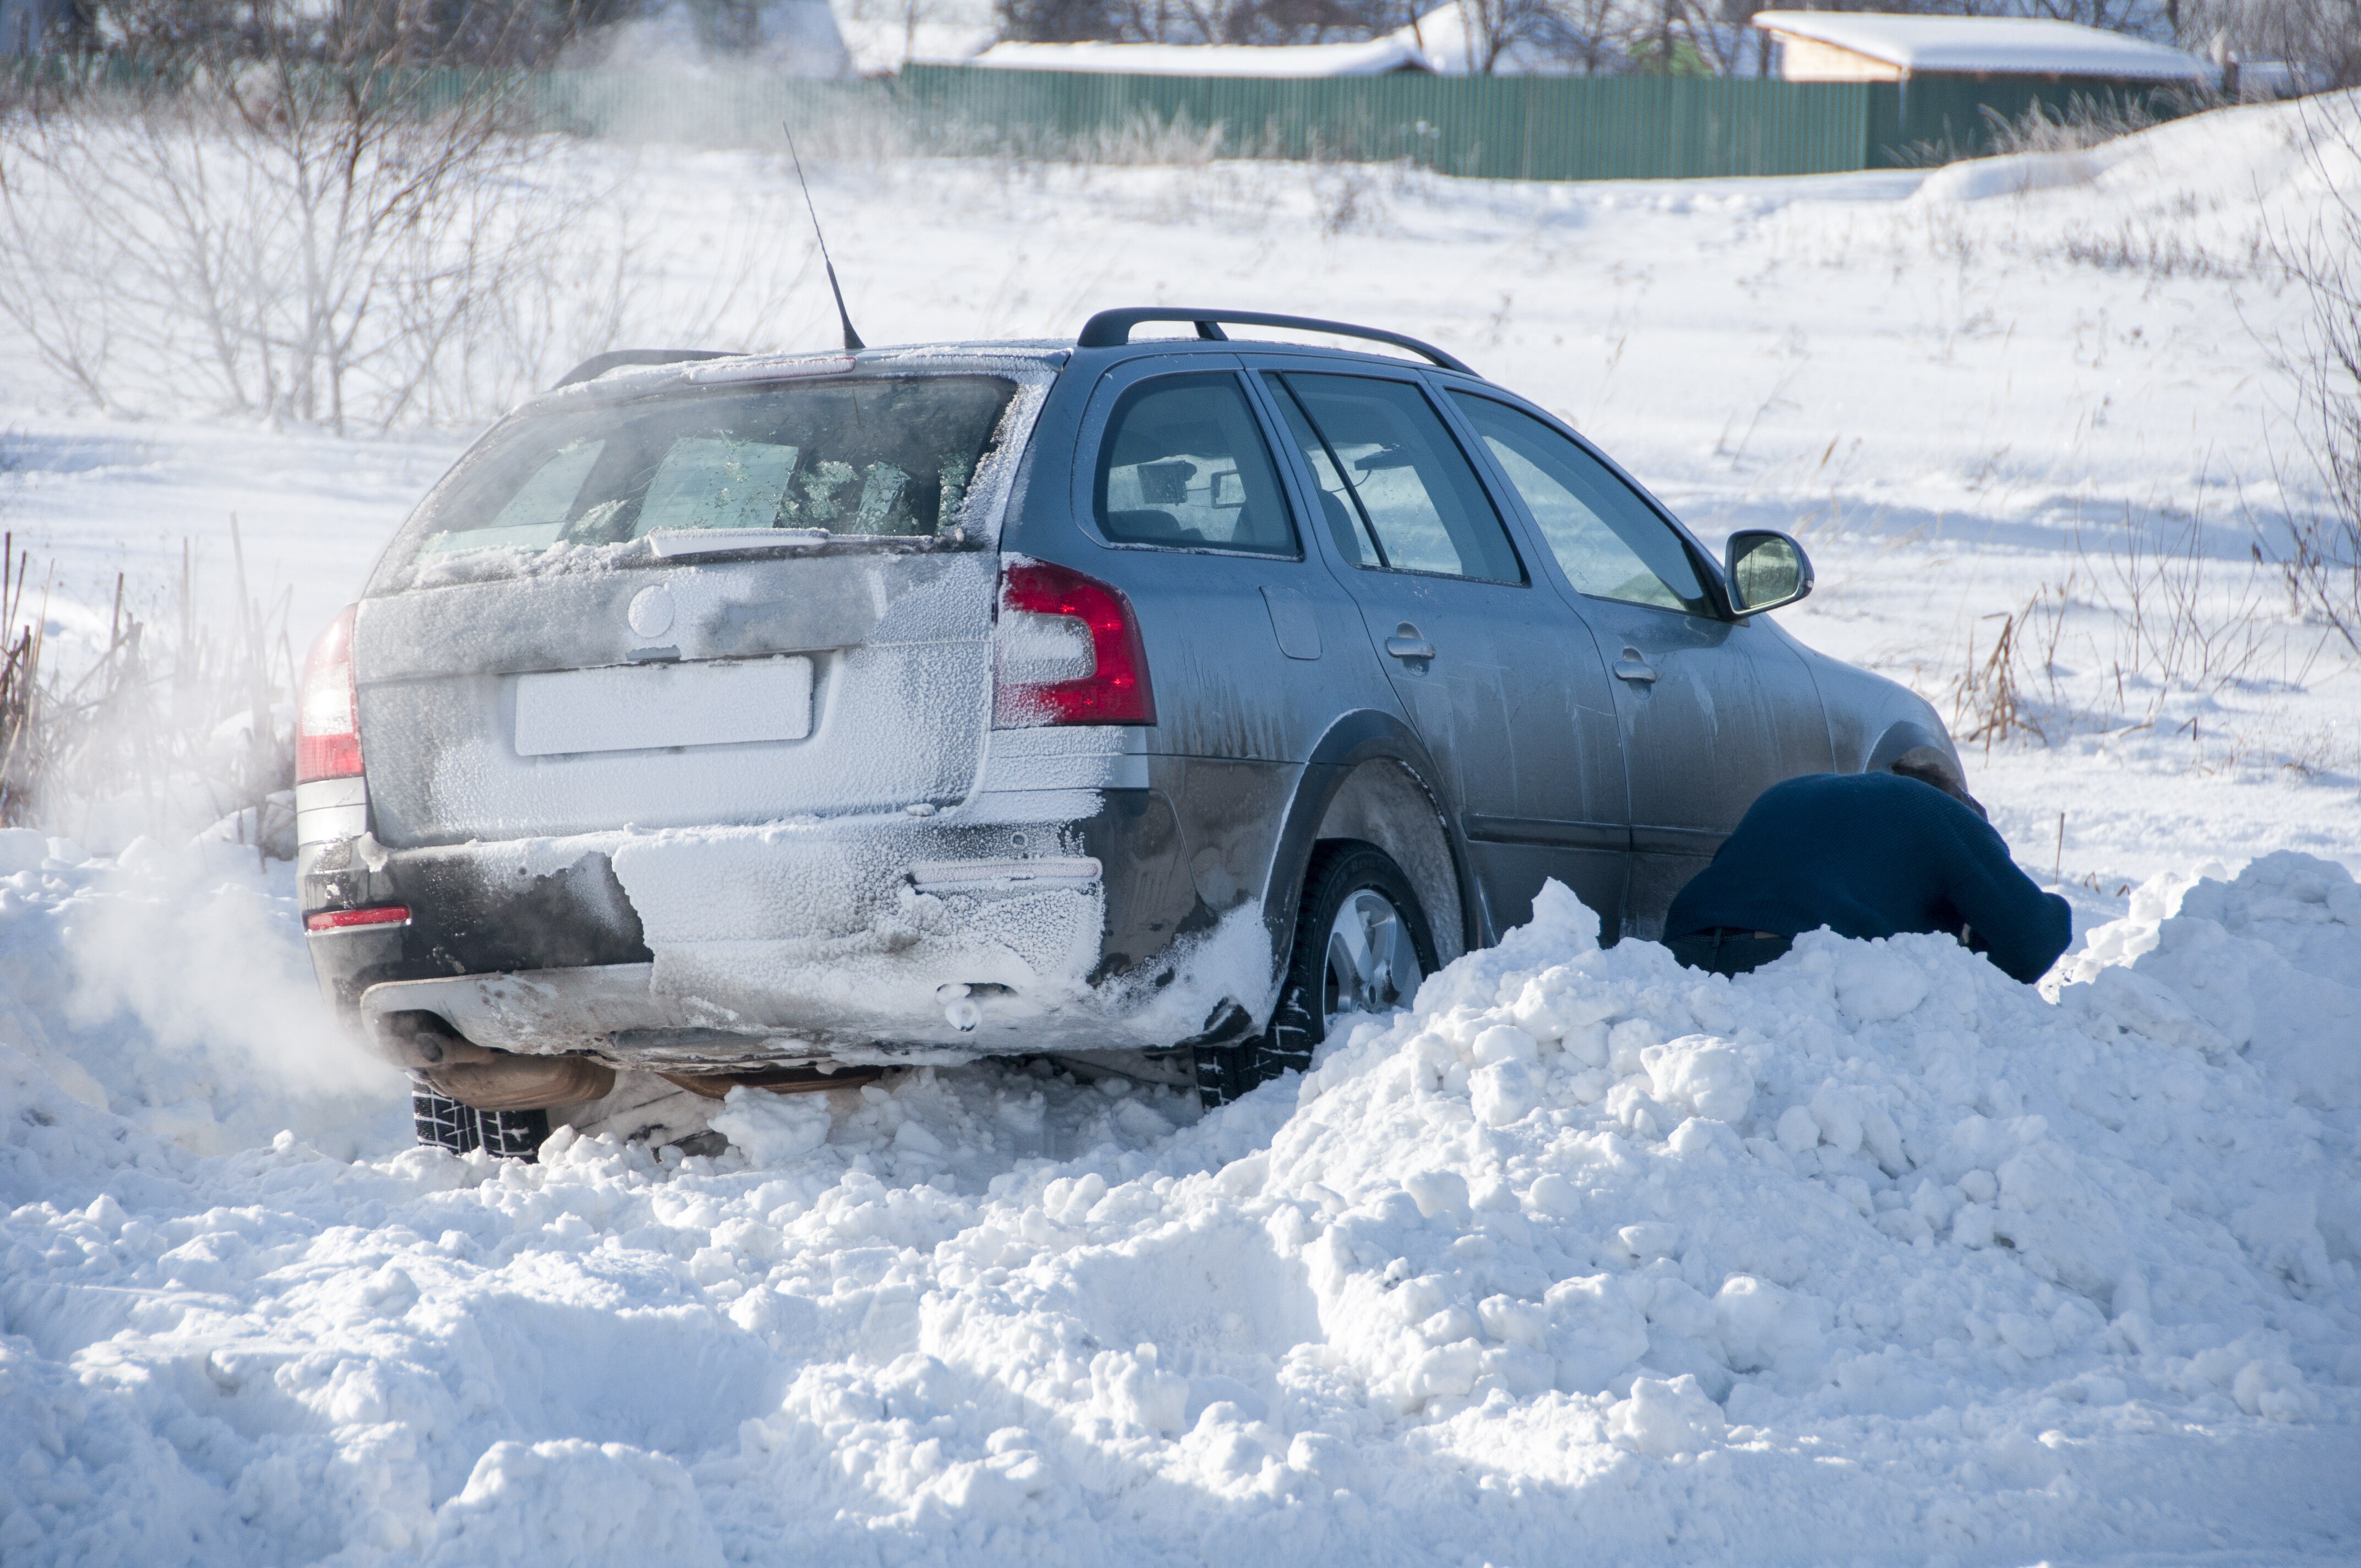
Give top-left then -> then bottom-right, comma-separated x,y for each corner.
388,374 -> 1019,573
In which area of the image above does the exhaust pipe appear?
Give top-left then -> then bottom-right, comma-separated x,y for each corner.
379,1009 -> 871,1108
423,1054 -> 616,1112
661,1064 -> 883,1098
379,1010 -> 616,1110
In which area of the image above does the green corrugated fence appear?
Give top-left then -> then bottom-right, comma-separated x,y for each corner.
1865,74 -> 2192,165
6,55 -> 2197,181
523,64 -> 2194,179
893,66 -> 1878,179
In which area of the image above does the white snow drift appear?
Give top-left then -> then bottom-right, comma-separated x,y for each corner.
1,844 -> 2354,1564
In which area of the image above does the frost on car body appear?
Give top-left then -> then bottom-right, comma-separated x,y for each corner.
296,315 -> 1963,1130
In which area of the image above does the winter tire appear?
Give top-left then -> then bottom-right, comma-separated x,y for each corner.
411,1088 -> 551,1161
1195,839 -> 1438,1109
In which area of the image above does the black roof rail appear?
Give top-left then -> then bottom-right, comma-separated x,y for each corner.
552,349 -> 743,390
1075,308 -> 1478,377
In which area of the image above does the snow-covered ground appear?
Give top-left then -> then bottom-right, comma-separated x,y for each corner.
0,96 -> 2355,1564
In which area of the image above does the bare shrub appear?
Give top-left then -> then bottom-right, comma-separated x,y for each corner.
1892,92 -> 2152,168
2265,95 -> 2361,653
933,105 -> 1251,169
2087,512 -> 2285,704
1077,109 -> 1233,167
1313,160 -> 1384,235
2054,221 -> 2263,280
0,59 -> 602,431
1944,505 -> 2320,756
1983,92 -> 2164,157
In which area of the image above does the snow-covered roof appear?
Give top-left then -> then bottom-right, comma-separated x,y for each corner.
970,36 -> 1423,77
840,17 -> 996,73
968,2 -> 1652,78
1750,11 -> 2213,81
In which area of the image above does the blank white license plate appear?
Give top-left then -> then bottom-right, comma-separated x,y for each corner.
513,656 -> 813,757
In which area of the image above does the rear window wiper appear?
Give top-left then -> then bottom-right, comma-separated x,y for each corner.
644,528 -> 833,559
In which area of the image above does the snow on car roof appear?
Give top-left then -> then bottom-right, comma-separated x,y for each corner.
1750,10 -> 2215,81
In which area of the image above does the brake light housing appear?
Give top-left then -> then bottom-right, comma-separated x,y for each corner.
297,605 -> 362,783
994,558 -> 1156,727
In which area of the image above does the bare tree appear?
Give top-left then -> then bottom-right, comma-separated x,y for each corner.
1544,0 -> 1634,70
2176,0 -> 2361,90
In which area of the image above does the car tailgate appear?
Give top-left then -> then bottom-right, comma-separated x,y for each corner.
355,549 -> 997,846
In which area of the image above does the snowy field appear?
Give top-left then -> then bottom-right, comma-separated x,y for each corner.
0,96 -> 2357,1564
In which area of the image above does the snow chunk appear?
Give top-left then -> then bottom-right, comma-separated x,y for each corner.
709,1087 -> 834,1164
1607,1374 -> 1727,1456
1643,1037 -> 1755,1123
1713,1275 -> 1825,1379
1544,1275 -> 1652,1393
430,1441 -> 722,1568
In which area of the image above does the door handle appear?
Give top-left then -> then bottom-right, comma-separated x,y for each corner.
1384,624 -> 1437,662
1613,646 -> 1658,684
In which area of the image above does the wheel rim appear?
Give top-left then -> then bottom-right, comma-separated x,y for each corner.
1321,886 -> 1422,1030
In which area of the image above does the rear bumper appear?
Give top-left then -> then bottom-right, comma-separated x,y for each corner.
353,951 -> 1161,1070
303,755 -> 1285,1064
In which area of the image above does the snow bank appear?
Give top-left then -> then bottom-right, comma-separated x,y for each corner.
2,855 -> 2355,1562
1909,148 -> 2105,203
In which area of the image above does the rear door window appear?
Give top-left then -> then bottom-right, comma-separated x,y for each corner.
1449,393 -> 1712,616
1265,373 -> 1525,585
398,374 -> 1018,565
1094,373 -> 1298,555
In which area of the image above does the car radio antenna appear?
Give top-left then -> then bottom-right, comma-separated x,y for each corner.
783,122 -> 865,352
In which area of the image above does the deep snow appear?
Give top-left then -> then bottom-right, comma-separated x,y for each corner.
0,94 -> 2357,1565
1,846 -> 2356,1562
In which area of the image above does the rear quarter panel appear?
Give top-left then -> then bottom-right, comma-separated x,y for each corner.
999,348 -> 1415,1016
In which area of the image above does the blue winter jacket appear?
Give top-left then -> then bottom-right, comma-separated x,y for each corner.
1662,771 -> 2072,983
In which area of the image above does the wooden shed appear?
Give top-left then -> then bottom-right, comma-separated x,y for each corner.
1750,12 -> 2215,87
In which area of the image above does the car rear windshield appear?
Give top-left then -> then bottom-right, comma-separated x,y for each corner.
387,374 -> 1019,574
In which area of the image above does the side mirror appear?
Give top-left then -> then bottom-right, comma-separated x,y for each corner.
1725,530 -> 1813,616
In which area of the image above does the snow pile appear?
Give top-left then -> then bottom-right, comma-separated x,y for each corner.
2059,851 -> 2361,1165
2,856 -> 2357,1562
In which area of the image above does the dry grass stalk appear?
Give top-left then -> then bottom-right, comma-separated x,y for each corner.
0,533 -> 298,849
1952,605 -> 2045,750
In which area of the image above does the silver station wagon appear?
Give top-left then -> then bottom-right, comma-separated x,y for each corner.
295,309 -> 1966,1156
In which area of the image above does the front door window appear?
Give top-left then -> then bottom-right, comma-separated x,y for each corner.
1266,373 -> 1525,584
1448,392 -> 1709,614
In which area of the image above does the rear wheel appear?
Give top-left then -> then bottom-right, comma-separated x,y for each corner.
412,1088 -> 551,1161
1194,840 -> 1438,1108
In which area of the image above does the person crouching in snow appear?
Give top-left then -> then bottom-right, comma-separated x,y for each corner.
1662,750 -> 2071,982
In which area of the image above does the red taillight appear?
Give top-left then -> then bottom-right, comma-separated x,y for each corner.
305,905 -> 410,932
993,558 -> 1156,727
297,605 -> 362,783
